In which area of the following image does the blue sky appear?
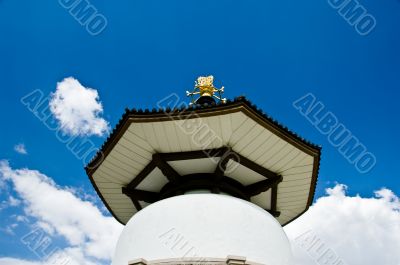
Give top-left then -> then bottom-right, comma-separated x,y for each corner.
0,1 -> 399,264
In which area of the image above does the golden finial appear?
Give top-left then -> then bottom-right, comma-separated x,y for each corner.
186,75 -> 226,105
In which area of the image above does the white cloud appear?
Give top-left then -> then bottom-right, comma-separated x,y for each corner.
1,159 -> 399,265
2,223 -> 18,236
0,247 -> 100,265
15,215 -> 29,223
285,184 -> 400,265
0,257 -> 41,265
49,77 -> 109,137
0,160 -> 123,264
8,195 -> 21,206
14,143 -> 28,155
0,196 -> 21,211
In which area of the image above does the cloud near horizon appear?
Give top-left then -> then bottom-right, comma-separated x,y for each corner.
0,160 -> 123,265
0,161 -> 399,265
285,184 -> 400,265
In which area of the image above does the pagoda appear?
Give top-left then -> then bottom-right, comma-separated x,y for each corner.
86,76 -> 321,265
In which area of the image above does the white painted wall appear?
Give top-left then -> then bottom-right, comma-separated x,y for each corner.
112,194 -> 293,265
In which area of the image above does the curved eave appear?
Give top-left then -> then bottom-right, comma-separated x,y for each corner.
85,97 -> 321,226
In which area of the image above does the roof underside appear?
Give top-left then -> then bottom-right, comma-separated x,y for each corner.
86,97 -> 321,226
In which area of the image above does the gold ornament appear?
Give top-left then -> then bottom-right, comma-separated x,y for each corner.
186,75 -> 226,104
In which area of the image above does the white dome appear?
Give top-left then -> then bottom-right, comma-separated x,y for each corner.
112,194 -> 293,265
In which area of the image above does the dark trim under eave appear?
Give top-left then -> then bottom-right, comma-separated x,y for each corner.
122,148 -> 283,217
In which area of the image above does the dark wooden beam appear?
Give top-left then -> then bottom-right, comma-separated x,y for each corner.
245,175 -> 283,196
270,184 -> 278,213
235,153 -> 278,179
158,147 -> 227,161
123,148 -> 283,218
152,153 -> 181,182
211,187 -> 220,194
214,147 -> 234,178
126,160 -> 157,190
159,173 -> 249,201
266,209 -> 281,217
122,187 -> 159,203
130,197 -> 142,211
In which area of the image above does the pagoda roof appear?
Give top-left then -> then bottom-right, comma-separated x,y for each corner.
85,96 -> 321,226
